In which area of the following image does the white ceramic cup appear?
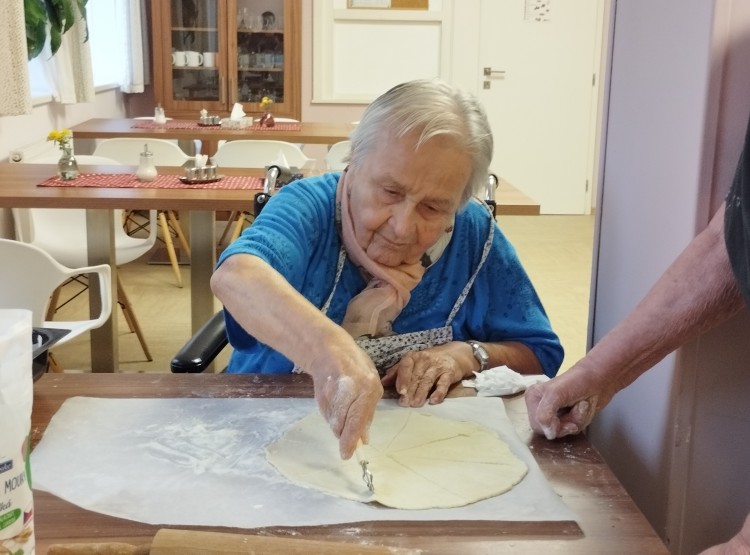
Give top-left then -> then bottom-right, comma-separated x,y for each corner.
186,51 -> 204,67
203,52 -> 217,68
172,51 -> 187,67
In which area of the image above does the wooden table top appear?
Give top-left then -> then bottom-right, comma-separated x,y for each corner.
30,373 -> 668,554
0,163 -> 262,212
70,118 -> 356,146
0,162 -> 539,216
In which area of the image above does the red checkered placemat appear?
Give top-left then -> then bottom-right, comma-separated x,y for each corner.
132,120 -> 302,131
247,122 -> 303,131
38,173 -> 264,190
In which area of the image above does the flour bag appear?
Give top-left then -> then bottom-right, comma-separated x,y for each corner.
0,310 -> 35,554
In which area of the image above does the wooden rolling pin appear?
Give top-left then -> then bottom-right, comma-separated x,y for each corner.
48,528 -> 421,555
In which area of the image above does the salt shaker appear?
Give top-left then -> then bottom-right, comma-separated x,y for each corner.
136,144 -> 157,182
154,104 -> 167,125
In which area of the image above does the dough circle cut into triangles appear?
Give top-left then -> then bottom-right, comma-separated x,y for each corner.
266,409 -> 528,509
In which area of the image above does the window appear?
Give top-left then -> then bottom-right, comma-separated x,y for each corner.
87,0 -> 128,87
28,0 -> 129,98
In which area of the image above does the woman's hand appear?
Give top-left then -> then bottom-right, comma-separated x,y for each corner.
381,342 -> 474,407
307,343 -> 383,460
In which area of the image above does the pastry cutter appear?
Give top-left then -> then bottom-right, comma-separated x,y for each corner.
355,439 -> 375,494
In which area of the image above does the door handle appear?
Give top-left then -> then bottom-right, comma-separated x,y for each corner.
483,67 -> 506,77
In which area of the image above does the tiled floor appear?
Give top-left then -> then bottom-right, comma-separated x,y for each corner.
49,214 -> 596,375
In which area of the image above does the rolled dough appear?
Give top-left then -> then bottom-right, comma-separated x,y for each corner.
265,409 -> 528,510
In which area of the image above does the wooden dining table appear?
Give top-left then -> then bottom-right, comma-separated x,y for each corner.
1,161 -> 541,374
29,372 -> 668,554
0,162 -> 265,372
66,119 -> 543,215
70,118 -> 357,157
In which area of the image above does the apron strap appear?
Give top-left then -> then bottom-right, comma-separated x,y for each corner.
446,201 -> 495,325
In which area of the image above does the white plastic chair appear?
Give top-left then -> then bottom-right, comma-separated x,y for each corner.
211,139 -> 314,169
93,137 -> 191,167
252,117 -> 305,149
215,118 -> 305,151
13,154 -> 156,362
0,238 -> 112,370
93,138 -> 192,287
325,140 -> 351,171
211,139 -> 315,244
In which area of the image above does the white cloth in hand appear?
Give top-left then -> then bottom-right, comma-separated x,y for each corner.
462,366 -> 549,397
230,103 -> 245,121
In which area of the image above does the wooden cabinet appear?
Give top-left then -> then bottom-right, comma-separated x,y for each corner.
151,0 -> 300,120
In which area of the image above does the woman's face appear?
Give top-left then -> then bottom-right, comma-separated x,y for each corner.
347,130 -> 472,267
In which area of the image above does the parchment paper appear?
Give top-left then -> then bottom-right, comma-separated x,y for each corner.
31,397 -> 576,527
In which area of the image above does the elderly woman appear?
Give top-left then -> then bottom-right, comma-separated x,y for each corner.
211,79 -> 563,460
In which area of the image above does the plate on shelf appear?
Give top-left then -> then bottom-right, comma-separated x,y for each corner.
179,175 -> 224,185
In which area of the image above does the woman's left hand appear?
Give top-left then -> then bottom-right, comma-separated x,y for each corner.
381,342 -> 474,407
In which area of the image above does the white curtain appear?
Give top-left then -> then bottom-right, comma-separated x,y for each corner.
0,1 -> 32,115
119,0 -> 148,93
44,2 -> 95,104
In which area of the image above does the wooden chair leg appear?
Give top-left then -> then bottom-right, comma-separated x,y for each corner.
230,211 -> 249,243
47,352 -> 64,373
167,210 -> 191,257
116,275 -> 153,361
218,211 -> 240,246
123,209 -> 135,235
45,285 -> 63,320
158,210 -> 183,288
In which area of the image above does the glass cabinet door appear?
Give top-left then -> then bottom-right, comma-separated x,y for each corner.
152,0 -> 299,119
233,0 -> 287,107
169,0 -> 223,106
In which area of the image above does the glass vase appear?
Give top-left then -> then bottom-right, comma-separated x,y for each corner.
57,146 -> 79,180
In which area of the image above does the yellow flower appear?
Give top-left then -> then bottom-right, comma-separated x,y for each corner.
47,128 -> 73,149
260,96 -> 274,111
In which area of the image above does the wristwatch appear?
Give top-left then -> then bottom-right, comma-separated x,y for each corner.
466,340 -> 489,372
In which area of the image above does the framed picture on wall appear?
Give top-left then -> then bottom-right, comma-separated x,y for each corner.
347,0 -> 428,9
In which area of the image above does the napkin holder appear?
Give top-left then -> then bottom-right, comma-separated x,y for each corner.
220,116 -> 253,129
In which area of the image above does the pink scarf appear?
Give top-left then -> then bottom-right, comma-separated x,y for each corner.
337,170 -> 425,338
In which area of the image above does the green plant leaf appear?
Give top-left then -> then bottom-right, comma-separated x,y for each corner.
47,0 -> 77,55
25,0 -> 89,59
25,0 -> 48,59
49,25 -> 62,56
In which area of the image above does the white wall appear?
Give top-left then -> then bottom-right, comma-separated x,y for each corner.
589,0 -> 750,552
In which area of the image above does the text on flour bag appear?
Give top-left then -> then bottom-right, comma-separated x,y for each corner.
0,309 -> 35,554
